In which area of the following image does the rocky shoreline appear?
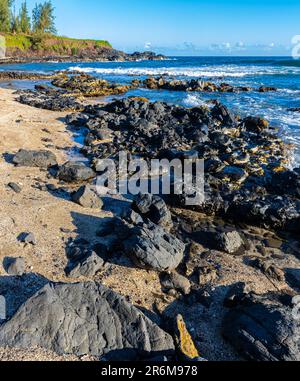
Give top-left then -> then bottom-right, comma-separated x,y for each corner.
0,49 -> 167,65
0,71 -> 59,81
0,71 -> 300,362
0,70 -> 283,103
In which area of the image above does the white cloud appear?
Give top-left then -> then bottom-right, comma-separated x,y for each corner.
183,42 -> 197,51
129,40 -> 289,56
209,42 -> 233,51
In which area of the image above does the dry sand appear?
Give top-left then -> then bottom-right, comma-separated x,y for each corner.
0,87 -> 299,361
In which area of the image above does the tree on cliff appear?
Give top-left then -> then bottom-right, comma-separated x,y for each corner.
19,1 -> 31,33
0,0 -> 13,32
10,5 -> 20,33
32,1 -> 56,35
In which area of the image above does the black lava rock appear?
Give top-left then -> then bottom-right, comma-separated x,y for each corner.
0,282 -> 175,358
223,291 -> 300,361
57,162 -> 96,183
123,221 -> 185,272
13,149 -> 57,168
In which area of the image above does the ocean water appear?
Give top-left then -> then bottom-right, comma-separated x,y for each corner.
1,56 -> 300,165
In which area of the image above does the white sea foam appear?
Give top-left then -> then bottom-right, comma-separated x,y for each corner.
68,61 -> 300,165
183,92 -> 300,165
183,93 -> 208,107
278,113 -> 300,127
247,106 -> 300,166
279,88 -> 300,94
68,65 -> 300,78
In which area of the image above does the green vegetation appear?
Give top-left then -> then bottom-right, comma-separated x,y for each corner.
0,0 -> 54,34
2,32 -> 112,54
19,1 -> 31,33
4,33 -> 31,50
0,0 -> 13,32
54,36 -> 112,48
32,1 -> 56,34
0,0 -> 112,55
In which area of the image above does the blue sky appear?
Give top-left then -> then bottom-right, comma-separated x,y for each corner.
14,0 -> 299,55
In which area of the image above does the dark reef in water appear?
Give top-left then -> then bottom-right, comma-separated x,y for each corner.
132,76 -> 277,93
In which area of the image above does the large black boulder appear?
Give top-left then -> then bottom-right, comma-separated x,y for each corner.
0,282 -> 174,359
132,194 -> 173,229
210,103 -> 236,126
72,185 -> 103,209
123,222 -> 185,272
13,149 -> 57,168
57,162 -> 96,183
242,116 -> 269,133
65,251 -> 105,279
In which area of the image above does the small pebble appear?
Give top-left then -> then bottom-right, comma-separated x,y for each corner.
7,182 -> 22,193
19,232 -> 37,246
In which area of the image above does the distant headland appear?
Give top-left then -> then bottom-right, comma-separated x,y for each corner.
0,1 -> 165,63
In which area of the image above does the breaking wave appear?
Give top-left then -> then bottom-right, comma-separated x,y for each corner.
181,92 -> 300,166
68,65 -> 300,78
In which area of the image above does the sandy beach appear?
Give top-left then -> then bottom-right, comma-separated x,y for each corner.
0,88 -> 171,360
